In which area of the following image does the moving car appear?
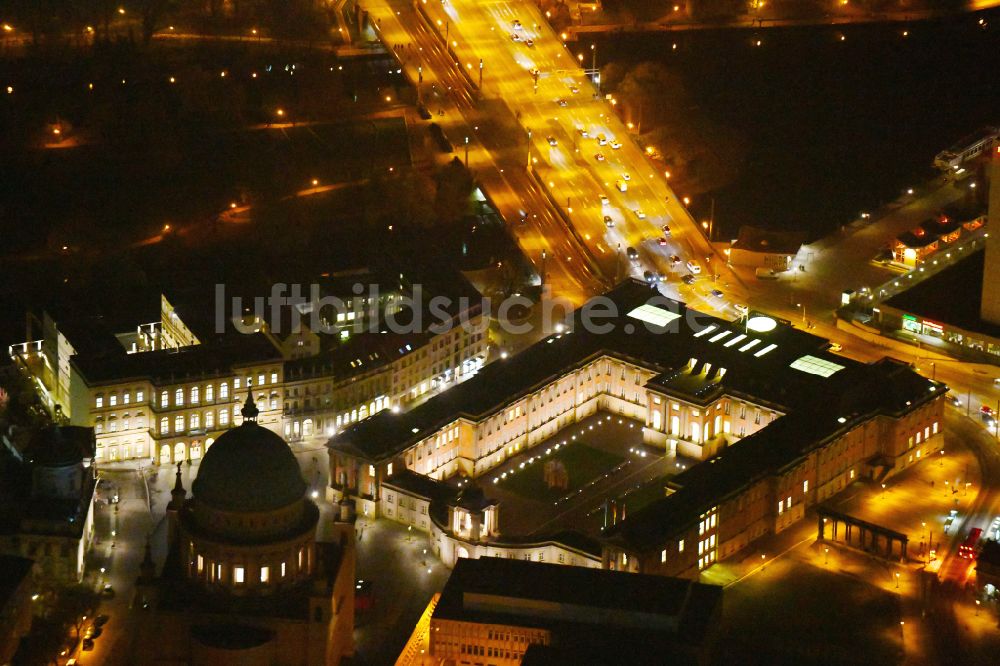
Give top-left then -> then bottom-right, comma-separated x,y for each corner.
525,39 -> 534,47
682,274 -> 696,285
634,209 -> 646,219
734,303 -> 749,315
547,136 -> 558,146
686,260 -> 702,274
512,19 -> 523,30
576,127 -> 589,138
511,33 -> 521,42
621,172 -> 630,181
604,215 -> 614,227
556,98 -> 568,107
597,134 -> 608,145
627,246 -> 639,262
710,289 -> 724,299
599,194 -> 609,206
662,223 -> 671,236
610,140 -> 622,149
657,237 -> 668,246
569,85 -> 579,94
669,254 -> 681,265
616,179 -> 627,192
644,270 -> 656,284
594,153 -> 605,162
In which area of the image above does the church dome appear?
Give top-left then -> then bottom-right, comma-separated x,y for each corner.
192,398 -> 305,513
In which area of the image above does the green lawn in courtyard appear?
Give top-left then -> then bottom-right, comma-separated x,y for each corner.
616,476 -> 672,515
497,442 -> 625,502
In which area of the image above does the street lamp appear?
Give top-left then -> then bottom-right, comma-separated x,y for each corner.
824,546 -> 829,565
895,572 -> 900,589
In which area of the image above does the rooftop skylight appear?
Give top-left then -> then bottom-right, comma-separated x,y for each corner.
790,355 -> 845,378
627,304 -> 682,328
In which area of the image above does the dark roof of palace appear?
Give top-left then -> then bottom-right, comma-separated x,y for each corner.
434,557 -> 721,641
71,333 -> 283,387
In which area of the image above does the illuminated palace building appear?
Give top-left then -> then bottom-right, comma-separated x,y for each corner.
329,280 -> 945,576
6,275 -> 488,466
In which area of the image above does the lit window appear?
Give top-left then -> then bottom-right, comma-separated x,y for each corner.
234,378 -> 241,389
206,411 -> 214,429
191,386 -> 199,404
803,480 -> 809,493
95,395 -> 104,408
136,390 -> 144,402
678,539 -> 684,553
109,394 -> 118,407
160,417 -> 169,434
219,409 -> 229,425
123,392 -> 130,405
932,421 -> 939,434
175,415 -> 184,432
786,496 -> 791,509
387,462 -> 394,476
260,566 -> 269,583
298,548 -> 304,570
281,562 -> 287,578
258,373 -> 265,386
369,465 -> 375,476
197,555 -> 204,573
220,383 -> 229,399
160,391 -> 168,406
271,372 -> 278,384
235,567 -> 245,584
661,549 -> 667,563
190,413 -> 200,430
205,385 -> 214,402
175,388 -> 184,406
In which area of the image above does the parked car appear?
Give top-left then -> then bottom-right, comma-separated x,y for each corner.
710,289 -> 724,299
599,194 -> 609,206
594,153 -> 605,162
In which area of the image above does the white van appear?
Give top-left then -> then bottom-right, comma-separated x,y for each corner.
686,260 -> 701,275
615,179 -> 627,192
597,134 -> 608,146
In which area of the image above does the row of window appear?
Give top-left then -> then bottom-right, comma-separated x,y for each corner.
195,547 -> 306,585
95,373 -> 279,410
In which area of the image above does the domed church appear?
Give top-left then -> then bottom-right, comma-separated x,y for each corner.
133,395 -> 356,665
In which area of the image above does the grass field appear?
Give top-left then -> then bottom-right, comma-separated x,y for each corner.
497,442 -> 625,502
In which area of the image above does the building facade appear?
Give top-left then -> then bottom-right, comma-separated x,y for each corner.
329,282 -> 946,576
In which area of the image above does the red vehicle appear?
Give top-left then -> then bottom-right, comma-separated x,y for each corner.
959,527 -> 983,559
